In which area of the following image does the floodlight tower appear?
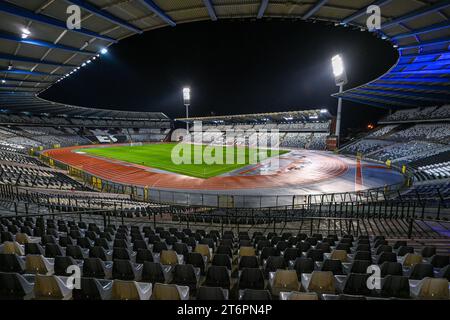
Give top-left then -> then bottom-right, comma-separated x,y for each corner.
331,54 -> 348,146
183,87 -> 191,132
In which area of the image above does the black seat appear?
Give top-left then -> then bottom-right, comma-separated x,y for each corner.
186,252 -> 206,275
316,242 -> 331,253
283,248 -> 301,262
196,286 -> 226,300
41,235 -> 56,245
342,273 -> 371,296
89,246 -> 108,261
296,241 -> 311,253
438,265 -> 450,281
1,231 -> 14,243
113,239 -> 129,249
59,236 -> 74,247
112,259 -> 136,280
173,243 -> 189,257
73,277 -> 112,300
350,260 -> 371,274
264,256 -> 287,276
354,251 -> 371,261
0,254 -> 25,273
381,275 -> 410,299
54,256 -> 77,276
240,289 -> 271,300
66,245 -> 84,260
132,240 -> 148,251
0,272 -> 33,300
409,263 -> 434,280
293,258 -> 314,279
306,249 -> 324,262
83,258 -> 107,278
430,255 -> 449,268
112,247 -> 131,261
393,241 -> 407,250
380,262 -> 403,277
212,254 -> 232,270
45,243 -> 63,258
305,237 -> 318,246
355,244 -> 370,252
335,243 -> 351,253
94,238 -> 110,250
375,245 -> 392,255
77,237 -> 92,250
239,268 -> 265,290
142,262 -> 165,283
321,259 -> 343,275
24,243 -> 44,255
238,256 -> 259,270
152,241 -> 168,253
420,246 -> 436,258
204,266 -> 230,289
171,264 -> 198,290
136,249 -> 154,264
377,252 -> 397,265
397,246 -> 414,257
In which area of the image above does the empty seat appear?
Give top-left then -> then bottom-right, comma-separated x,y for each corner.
417,278 -> 449,300
397,246 -> 414,257
377,252 -> 397,264
25,255 -> 51,274
421,246 -> 436,258
282,291 -> 319,300
240,289 -> 271,300
375,245 -> 392,255
264,256 -> 287,276
160,250 -> 178,266
54,256 -> 77,276
66,245 -> 84,260
293,258 -> 314,279
212,254 -> 232,270
171,264 -> 198,291
0,272 -> 34,299
330,250 -> 348,262
403,253 -> 423,267
307,271 -> 335,294
239,246 -> 256,257
409,263 -> 434,280
353,251 -> 371,262
142,262 -> 165,284
239,267 -> 265,290
342,273 -> 371,296
381,275 -> 410,299
45,243 -> 63,258
321,259 -> 343,275
306,249 -> 324,262
196,286 -> 227,300
73,277 -> 112,300
194,244 -> 211,262
0,253 -> 25,273
283,248 -> 300,262
25,243 -> 44,255
270,270 -> 300,296
151,283 -> 184,300
33,275 -> 72,300
173,243 -> 189,257
111,280 -> 152,300
2,241 -> 24,255
89,246 -> 108,261
380,262 -> 403,277
350,260 -> 371,274
238,256 -> 259,270
430,255 -> 449,269
204,266 -> 230,289
83,258 -> 107,279
136,249 -> 153,264
112,259 -> 136,281
393,241 -> 407,250
152,241 -> 168,254
260,247 -> 280,261
186,252 -> 205,275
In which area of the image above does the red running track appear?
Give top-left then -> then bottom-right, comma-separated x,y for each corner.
44,145 -> 349,191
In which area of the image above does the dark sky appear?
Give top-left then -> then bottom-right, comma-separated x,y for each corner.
41,20 -> 398,131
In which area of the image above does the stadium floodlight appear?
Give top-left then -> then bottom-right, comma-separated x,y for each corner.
1,80 -> 5,84
183,87 -> 191,132
331,54 -> 348,147
100,48 -> 108,55
320,109 -> 328,113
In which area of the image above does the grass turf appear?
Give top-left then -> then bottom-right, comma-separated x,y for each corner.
81,143 -> 288,179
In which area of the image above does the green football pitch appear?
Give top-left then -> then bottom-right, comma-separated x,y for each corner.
81,143 -> 288,179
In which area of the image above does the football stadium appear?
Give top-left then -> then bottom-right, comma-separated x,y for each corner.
0,0 -> 449,307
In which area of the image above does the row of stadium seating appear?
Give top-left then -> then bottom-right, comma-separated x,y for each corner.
0,217 -> 448,300
382,105 -> 450,122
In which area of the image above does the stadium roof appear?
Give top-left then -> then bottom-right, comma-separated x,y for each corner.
176,109 -> 332,123
0,0 -> 448,109
0,92 -> 168,120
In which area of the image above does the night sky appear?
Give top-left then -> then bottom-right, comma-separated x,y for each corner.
41,20 -> 398,133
